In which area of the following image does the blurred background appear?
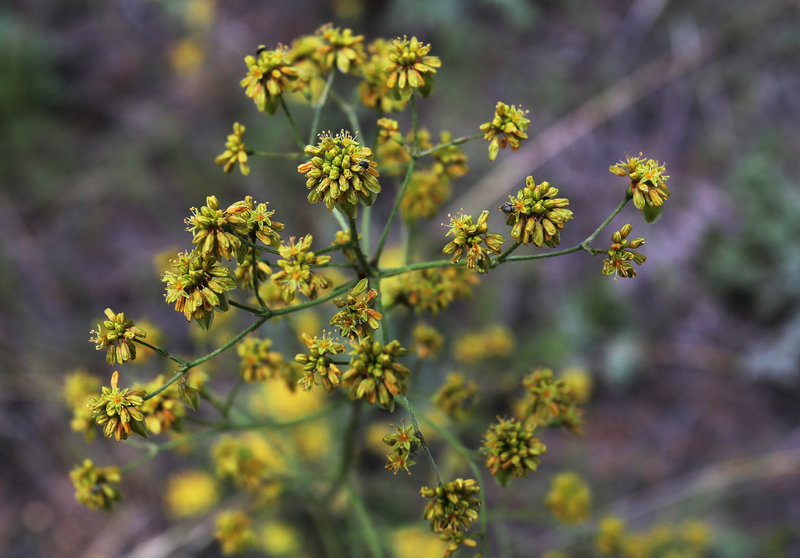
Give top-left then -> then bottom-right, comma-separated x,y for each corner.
2,0 -> 800,556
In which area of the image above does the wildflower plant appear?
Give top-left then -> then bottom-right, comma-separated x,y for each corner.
68,21 -> 683,558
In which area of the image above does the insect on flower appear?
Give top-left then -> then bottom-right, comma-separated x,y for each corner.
500,201 -> 514,214
357,159 -> 370,169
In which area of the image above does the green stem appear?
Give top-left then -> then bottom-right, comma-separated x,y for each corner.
396,395 -> 443,486
228,299 -> 264,314
361,205 -> 372,254
315,242 -> 350,255
269,280 -> 359,318
580,194 -> 630,249
222,377 -> 245,419
237,235 -> 280,255
247,149 -> 304,159
346,482 -> 386,558
308,502 -> 343,558
410,94 -> 418,151
309,71 -> 336,145
330,89 -> 362,137
372,157 -> 416,265
491,241 -> 521,268
143,316 -> 268,401
332,207 -> 350,231
503,245 -> 583,262
133,339 -> 188,367
349,216 -> 374,276
252,243 -> 268,310
374,289 -> 389,345
281,96 -> 307,152
416,132 -> 483,158
379,259 -> 461,278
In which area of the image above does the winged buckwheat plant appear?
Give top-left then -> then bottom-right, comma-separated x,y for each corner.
65,22 -> 709,558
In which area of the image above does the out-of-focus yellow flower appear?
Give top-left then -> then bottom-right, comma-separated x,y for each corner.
390,525 -> 447,558
365,421 -> 393,454
215,510 -> 256,555
292,422 -> 332,461
169,37 -> 205,76
560,367 -> 593,404
546,472 -> 591,524
164,470 -> 219,518
185,0 -> 215,29
253,378 -> 327,420
453,324 -> 513,363
681,520 -> 712,551
259,521 -> 302,556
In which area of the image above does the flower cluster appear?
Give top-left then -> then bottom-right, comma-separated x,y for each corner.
387,267 -> 479,315
482,417 -> 547,486
518,367 -> 584,434
70,459 -> 121,511
235,196 -> 285,249
431,131 -> 469,179
432,373 -> 479,422
420,478 -> 481,555
63,369 -> 101,441
212,434 -> 283,492
164,470 -> 220,519
341,339 -> 410,411
358,39 -> 408,113
383,422 -> 420,475
270,235 -> 332,303
214,122 -> 249,175
331,229 -> 358,264
89,308 -> 146,365
480,102 -> 530,161
162,250 -> 236,327
610,153 -> 670,211
295,332 -> 345,392
139,374 -> 185,435
594,517 -> 712,558
234,254 -> 271,290
315,24 -> 366,74
385,35 -> 441,100
297,130 -> 381,216
546,472 -> 591,524
240,44 -> 304,114
502,176 -> 573,247
596,516 -> 626,555
330,278 -> 382,340
401,167 -> 452,222
453,324 -> 513,363
215,510 -> 257,555
186,195 -> 249,262
186,195 -> 283,262
87,371 -> 147,441
237,337 -> 292,384
602,224 -> 646,279
443,210 -> 505,273
411,322 -> 444,359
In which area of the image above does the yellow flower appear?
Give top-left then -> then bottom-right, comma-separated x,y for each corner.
164,470 -> 219,518
259,521 -> 302,556
253,378 -> 327,420
390,525 -> 447,558
214,122 -> 250,176
546,472 -> 591,524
